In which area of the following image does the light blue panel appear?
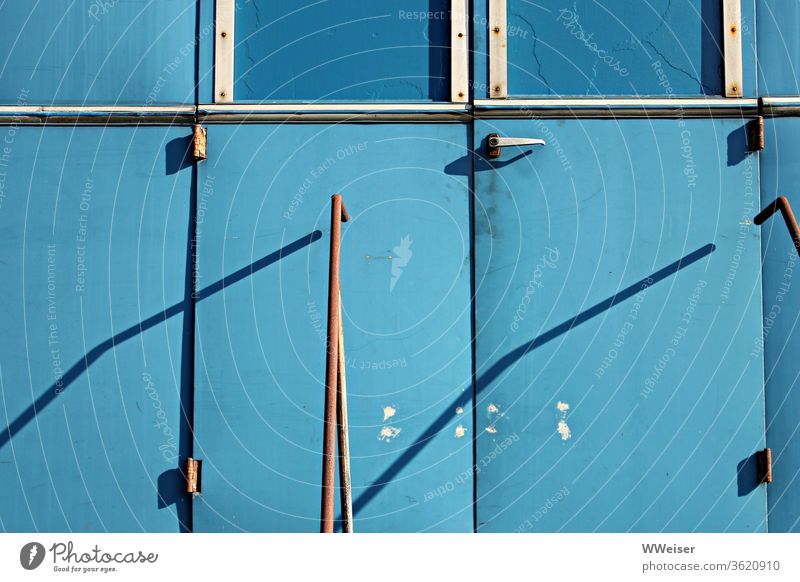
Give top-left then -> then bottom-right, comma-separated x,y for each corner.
194,123 -> 472,532
759,117 -> 800,532
474,118 -> 765,531
0,1 -> 197,105
233,0 -> 450,102
757,0 -> 800,95
0,126 -> 193,531
198,0 -> 216,104
474,0 -> 757,97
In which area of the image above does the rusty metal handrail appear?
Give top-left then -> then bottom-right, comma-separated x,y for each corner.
321,194 -> 350,533
754,196 -> 800,257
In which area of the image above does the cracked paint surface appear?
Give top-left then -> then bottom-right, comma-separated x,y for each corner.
505,0 -> 725,96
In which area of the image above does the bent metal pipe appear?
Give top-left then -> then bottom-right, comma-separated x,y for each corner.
321,194 -> 349,533
754,196 -> 800,258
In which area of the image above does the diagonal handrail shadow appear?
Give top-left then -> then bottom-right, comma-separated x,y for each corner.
0,231 -> 323,451
351,243 -> 716,515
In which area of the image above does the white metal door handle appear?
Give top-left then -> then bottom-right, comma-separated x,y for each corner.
487,133 -> 546,158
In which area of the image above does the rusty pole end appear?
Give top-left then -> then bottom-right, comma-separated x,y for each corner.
332,193 -> 349,222
754,196 -> 800,257
753,195 -> 789,225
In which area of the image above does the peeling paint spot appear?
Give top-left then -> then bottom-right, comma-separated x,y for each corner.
455,406 -> 464,415
383,405 -> 396,421
454,424 -> 467,438
485,426 -> 497,434
487,403 -> 499,413
378,426 -> 402,442
556,401 -> 571,440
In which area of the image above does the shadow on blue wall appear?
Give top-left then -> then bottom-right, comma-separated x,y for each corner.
0,135 -> 323,531
737,452 -> 760,497
727,124 -> 752,167
0,229 -> 323,526
700,0 -> 724,95
166,135 -> 194,175
351,243 -> 718,519
445,137 -> 533,175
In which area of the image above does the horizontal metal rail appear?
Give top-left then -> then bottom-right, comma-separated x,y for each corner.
6,98 -> 800,124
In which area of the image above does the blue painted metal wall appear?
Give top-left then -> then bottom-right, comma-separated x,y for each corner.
0,1 -> 197,105
757,1 -> 800,533
473,0 -> 758,98
0,0 -> 799,534
192,124 -> 473,532
474,118 -> 765,532
233,0 -> 450,102
759,118 -> 800,532
0,126 -> 193,531
757,0 -> 800,95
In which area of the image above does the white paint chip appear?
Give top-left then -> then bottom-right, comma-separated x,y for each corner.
455,406 -> 464,415
383,405 -> 397,421
487,404 -> 499,413
485,426 -> 497,434
454,424 -> 467,438
557,420 -> 571,441
378,426 -> 402,442
556,401 -> 570,412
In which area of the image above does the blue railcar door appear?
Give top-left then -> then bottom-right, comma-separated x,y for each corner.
0,126 -> 193,532
192,123 -> 473,532
473,117 -> 767,531
758,117 -> 800,532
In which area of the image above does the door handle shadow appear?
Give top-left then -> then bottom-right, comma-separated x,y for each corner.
445,142 -> 534,176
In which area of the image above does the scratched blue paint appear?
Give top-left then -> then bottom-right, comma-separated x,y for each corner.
0,1 -> 197,105
474,118 -> 766,531
473,0 -> 757,98
759,117 -> 800,532
192,123 -> 473,532
756,0 -> 800,95
233,0 -> 450,102
0,126 -> 193,531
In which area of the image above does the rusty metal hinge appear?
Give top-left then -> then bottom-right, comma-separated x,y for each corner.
193,124 -> 207,161
748,116 -> 764,152
186,458 -> 202,494
757,447 -> 772,484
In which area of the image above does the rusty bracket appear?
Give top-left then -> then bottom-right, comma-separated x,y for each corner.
754,196 -> 800,257
757,448 -> 773,485
747,115 -> 764,152
193,124 -> 207,161
186,458 -> 202,495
